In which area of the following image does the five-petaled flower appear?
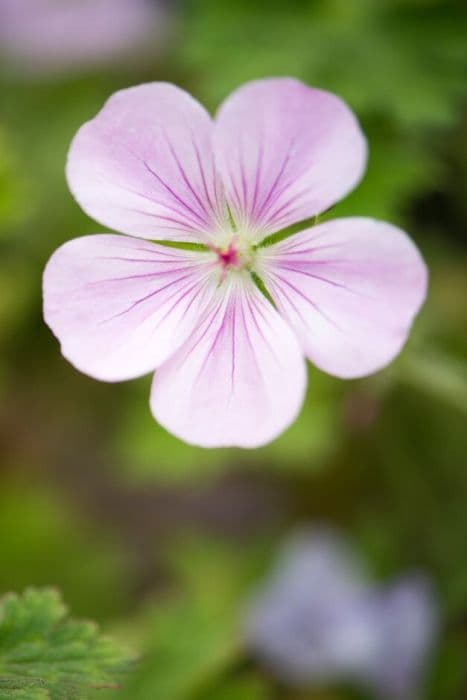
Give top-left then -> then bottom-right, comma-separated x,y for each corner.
43,79 -> 427,448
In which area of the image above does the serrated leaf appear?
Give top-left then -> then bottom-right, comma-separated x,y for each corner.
0,589 -> 132,700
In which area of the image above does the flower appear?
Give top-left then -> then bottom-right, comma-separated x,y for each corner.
43,79 -> 427,448
245,529 -> 437,698
0,0 -> 167,77
364,577 -> 437,699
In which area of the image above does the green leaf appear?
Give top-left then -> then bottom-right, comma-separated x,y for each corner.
0,588 -> 132,700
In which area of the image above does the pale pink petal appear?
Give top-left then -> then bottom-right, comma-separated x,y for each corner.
257,218 -> 427,379
66,83 -> 225,242
150,274 -> 307,448
214,78 -> 366,240
43,234 -> 217,382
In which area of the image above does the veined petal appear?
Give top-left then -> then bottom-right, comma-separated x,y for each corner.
66,83 -> 225,242
257,218 -> 427,379
214,78 -> 366,240
43,234 -> 217,382
150,274 -> 307,448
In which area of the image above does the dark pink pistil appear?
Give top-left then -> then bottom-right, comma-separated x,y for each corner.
217,242 -> 240,269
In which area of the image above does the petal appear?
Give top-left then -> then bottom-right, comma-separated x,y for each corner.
43,234 -> 217,381
245,530 -> 376,686
257,218 -> 427,378
150,274 -> 306,448
365,578 -> 436,698
67,83 -> 225,242
214,78 -> 366,240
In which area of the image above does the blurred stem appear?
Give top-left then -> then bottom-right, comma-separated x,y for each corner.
397,351 -> 467,413
190,642 -> 244,700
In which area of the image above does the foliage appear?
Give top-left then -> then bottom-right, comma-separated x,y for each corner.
120,539 -> 267,700
0,589 -> 132,700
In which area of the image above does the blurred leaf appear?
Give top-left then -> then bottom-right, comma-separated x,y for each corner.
0,483 -> 129,622
429,637 -> 467,700
0,588 -> 132,700
0,127 -> 34,235
112,381 -> 230,484
329,125 -> 440,223
196,674 -> 269,700
181,0 -> 466,225
121,538 -> 268,700
114,367 -> 340,484
183,0 -> 467,129
397,351 -> 467,414
249,367 -> 342,471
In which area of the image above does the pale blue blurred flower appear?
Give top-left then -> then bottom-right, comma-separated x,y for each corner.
245,529 -> 437,699
363,577 -> 437,699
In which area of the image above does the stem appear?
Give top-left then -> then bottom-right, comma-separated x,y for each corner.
397,351 -> 467,413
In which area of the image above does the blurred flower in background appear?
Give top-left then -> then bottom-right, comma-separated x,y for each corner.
0,0 -> 169,77
246,529 -> 437,699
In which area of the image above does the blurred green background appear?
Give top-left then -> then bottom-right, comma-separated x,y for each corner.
0,0 -> 466,698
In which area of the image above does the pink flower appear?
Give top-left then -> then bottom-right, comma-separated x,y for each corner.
0,0 -> 167,76
43,79 -> 427,448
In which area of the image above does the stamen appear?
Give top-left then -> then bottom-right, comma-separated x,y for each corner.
218,242 -> 240,269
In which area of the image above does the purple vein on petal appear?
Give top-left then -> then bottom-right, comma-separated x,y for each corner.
175,276 -> 213,325
263,184 -> 313,227
182,296 -> 225,366
125,207 -> 206,232
273,272 -> 343,332
247,291 -> 281,366
105,178 -> 205,231
251,135 -> 264,221
276,264 -> 372,299
239,294 -> 258,378
162,129 -> 212,221
271,245 -> 345,258
143,160 -> 209,228
226,163 -> 245,220
87,263 -> 204,287
98,270 -> 197,324
97,256 -> 200,265
238,136 -> 250,217
271,279 -> 311,329
230,298 -> 237,394
149,277 -> 209,337
254,138 -> 295,223
190,132 -> 216,216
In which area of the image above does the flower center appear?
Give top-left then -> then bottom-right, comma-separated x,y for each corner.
217,242 -> 241,269
214,236 -> 254,273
